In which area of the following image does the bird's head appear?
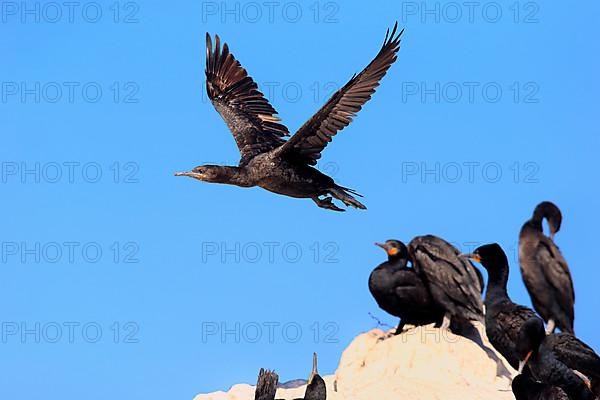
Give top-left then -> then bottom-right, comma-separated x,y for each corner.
375,240 -> 408,261
175,165 -> 235,184
516,317 -> 546,374
532,201 -> 562,239
511,374 -> 538,400
462,243 -> 507,273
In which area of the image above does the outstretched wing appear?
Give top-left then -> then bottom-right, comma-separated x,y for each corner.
276,23 -> 403,165
205,33 -> 289,164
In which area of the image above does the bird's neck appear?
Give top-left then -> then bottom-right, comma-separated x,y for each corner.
387,255 -> 408,268
525,218 -> 543,233
485,266 -> 510,301
211,166 -> 252,187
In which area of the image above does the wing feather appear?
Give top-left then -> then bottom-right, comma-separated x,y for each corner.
277,23 -> 403,165
205,33 -> 289,163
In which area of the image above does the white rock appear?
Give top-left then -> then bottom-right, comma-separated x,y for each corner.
194,324 -> 517,400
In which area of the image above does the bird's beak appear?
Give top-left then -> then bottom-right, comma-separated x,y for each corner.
308,352 -> 318,385
175,171 -> 198,178
518,351 -> 533,374
375,242 -> 398,256
461,253 -> 481,263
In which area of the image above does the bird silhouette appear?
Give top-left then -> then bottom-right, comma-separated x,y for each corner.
176,23 -> 403,211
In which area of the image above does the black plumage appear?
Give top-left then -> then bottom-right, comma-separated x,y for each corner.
255,368 -> 279,400
294,353 -> 326,400
408,235 -> 484,327
519,201 -> 575,333
517,318 -> 598,400
547,333 -> 600,398
369,240 -> 444,334
176,24 -> 404,211
463,243 -> 540,370
512,374 -> 569,400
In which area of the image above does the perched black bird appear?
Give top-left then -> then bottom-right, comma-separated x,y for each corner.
255,368 -> 279,400
175,24 -> 404,211
294,353 -> 326,400
369,240 -> 444,334
408,235 -> 484,328
463,243 -> 540,370
517,318 -> 599,400
512,374 -> 569,400
519,201 -> 575,333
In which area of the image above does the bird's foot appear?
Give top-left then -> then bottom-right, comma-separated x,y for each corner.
394,321 -> 407,335
440,313 -> 452,331
574,370 -> 593,389
313,196 -> 345,212
328,188 -> 366,209
545,319 -> 556,335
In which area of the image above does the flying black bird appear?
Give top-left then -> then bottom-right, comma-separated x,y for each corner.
517,318 -> 599,400
293,353 -> 326,400
175,24 -> 404,211
255,368 -> 279,400
519,201 -> 575,333
463,243 -> 540,370
408,235 -> 484,328
369,240 -> 444,334
512,374 -> 569,400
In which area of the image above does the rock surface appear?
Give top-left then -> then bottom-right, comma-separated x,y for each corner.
194,324 -> 517,400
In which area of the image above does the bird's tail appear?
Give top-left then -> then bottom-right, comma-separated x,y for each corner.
330,186 -> 367,209
255,368 -> 278,400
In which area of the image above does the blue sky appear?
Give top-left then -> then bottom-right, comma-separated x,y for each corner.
1,1 -> 599,398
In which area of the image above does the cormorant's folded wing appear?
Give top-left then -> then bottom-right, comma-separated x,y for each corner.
206,34 -> 289,164
276,23 -> 403,165
409,235 -> 484,322
535,239 -> 575,324
548,334 -> 600,378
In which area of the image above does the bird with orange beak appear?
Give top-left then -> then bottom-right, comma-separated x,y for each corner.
369,239 -> 444,334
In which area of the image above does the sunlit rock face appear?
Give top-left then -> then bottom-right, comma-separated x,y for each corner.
194,324 -> 516,400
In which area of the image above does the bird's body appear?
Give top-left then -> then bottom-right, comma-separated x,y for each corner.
243,155 -> 335,198
519,201 -> 575,333
465,243 -> 540,370
408,235 -> 484,326
512,374 -> 569,400
546,333 -> 600,397
486,300 -> 539,370
176,24 -> 404,211
517,318 -> 598,400
369,240 -> 444,333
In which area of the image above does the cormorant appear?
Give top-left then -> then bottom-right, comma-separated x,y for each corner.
463,243 -> 540,370
517,318 -> 599,400
294,353 -> 326,400
369,240 -> 444,334
255,368 -> 279,400
175,24 -> 404,211
512,374 -> 569,400
519,201 -> 575,333
408,235 -> 484,328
